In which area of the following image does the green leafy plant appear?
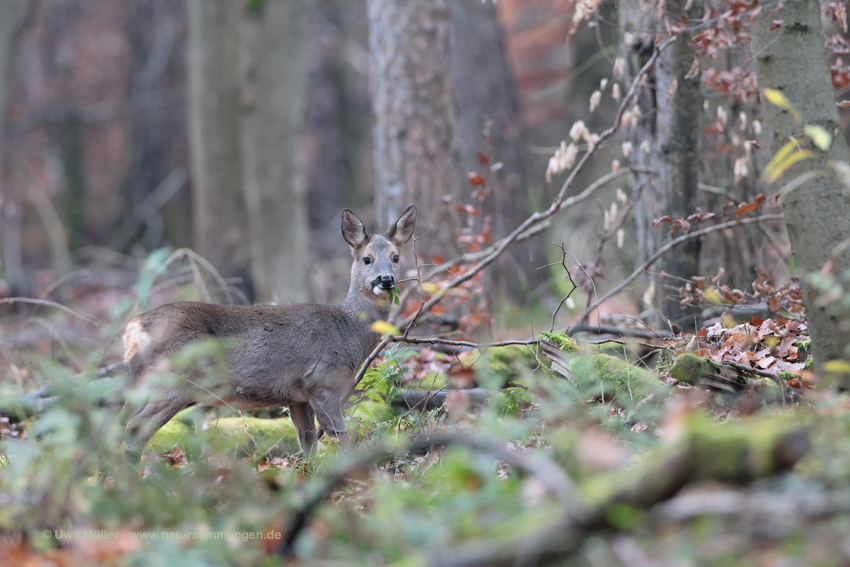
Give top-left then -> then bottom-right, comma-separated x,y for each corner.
354,346 -> 413,406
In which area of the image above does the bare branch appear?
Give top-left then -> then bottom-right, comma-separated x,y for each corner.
577,214 -> 785,327
394,38 -> 675,329
353,335 -> 393,387
392,336 -> 538,350
0,297 -> 104,326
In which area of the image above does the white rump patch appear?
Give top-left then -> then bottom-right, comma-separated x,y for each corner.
123,318 -> 152,363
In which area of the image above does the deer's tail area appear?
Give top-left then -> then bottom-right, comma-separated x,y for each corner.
123,317 -> 153,376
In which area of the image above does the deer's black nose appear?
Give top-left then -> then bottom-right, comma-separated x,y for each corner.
380,275 -> 395,289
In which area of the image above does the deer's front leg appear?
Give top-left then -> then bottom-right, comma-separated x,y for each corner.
124,394 -> 191,466
288,402 -> 317,456
310,388 -> 350,449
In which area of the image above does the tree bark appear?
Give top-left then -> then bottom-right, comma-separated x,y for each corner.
448,0 -> 541,298
187,0 -> 250,296
654,0 -> 702,330
368,0 -> 460,255
239,0 -> 309,304
0,0 -> 33,285
750,0 -> 850,387
302,0 -> 349,256
620,0 -> 702,330
619,0 -> 658,321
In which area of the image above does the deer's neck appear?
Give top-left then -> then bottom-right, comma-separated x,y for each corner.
341,285 -> 391,325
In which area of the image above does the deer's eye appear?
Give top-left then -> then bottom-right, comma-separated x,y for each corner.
363,257 -> 372,265
392,255 -> 400,263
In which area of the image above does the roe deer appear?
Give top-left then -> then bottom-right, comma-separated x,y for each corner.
122,205 -> 417,464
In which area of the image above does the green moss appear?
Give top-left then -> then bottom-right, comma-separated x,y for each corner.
244,0 -> 265,13
581,412 -> 806,504
669,353 -> 715,385
804,357 -> 813,370
479,345 -> 539,386
540,332 -> 578,352
684,413 -> 802,479
569,353 -> 661,400
349,400 -> 397,434
753,378 -> 784,403
149,413 -> 299,457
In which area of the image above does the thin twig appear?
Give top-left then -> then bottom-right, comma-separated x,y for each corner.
394,39 -> 675,329
0,297 -> 103,326
353,336 -> 393,387
577,214 -> 785,327
546,243 -> 579,333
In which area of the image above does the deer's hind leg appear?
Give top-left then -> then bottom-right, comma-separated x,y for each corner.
288,403 -> 317,456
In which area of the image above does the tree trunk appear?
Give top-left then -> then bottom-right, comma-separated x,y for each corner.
239,0 -> 309,304
0,0 -> 33,285
448,0 -> 541,298
654,0 -> 702,330
187,0 -> 250,297
368,0 -> 460,255
750,0 -> 850,387
619,0 -> 658,322
620,0 -> 702,330
302,0 -> 349,256
121,0 -> 191,252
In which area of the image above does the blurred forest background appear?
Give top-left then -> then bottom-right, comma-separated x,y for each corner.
0,0 -> 597,315
8,0 -> 850,565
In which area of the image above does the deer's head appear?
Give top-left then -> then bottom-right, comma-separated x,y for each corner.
342,205 -> 417,301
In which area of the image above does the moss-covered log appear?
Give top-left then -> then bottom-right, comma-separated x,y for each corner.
569,353 -> 663,402
394,413 -> 809,567
669,353 -> 784,402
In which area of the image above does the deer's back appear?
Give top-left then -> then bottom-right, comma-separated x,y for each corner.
124,301 -> 378,404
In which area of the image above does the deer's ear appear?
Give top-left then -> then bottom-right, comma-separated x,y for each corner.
341,209 -> 368,249
386,204 -> 417,246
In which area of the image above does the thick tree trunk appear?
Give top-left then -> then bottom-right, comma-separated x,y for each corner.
620,0 -> 702,330
121,0 -> 191,251
448,0 -> 541,298
187,0 -> 250,296
239,0 -> 309,304
368,0 -> 460,255
751,0 -> 850,387
0,0 -> 33,285
655,0 -> 702,330
302,0 -> 349,256
619,0 -> 658,321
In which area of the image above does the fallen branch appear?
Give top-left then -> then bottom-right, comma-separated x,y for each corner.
354,335 -> 540,387
404,415 -> 809,567
568,324 -> 673,340
394,388 -> 495,411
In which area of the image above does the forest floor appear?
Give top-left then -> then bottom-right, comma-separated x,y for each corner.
1,259 -> 849,567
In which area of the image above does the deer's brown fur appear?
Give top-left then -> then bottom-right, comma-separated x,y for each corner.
122,205 -> 416,464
